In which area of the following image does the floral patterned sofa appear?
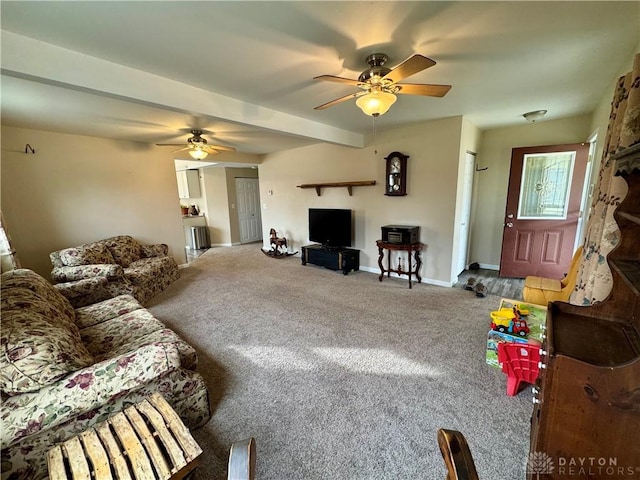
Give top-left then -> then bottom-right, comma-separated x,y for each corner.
49,235 -> 180,307
0,269 -> 210,480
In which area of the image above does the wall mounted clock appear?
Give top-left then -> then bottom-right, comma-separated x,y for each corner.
385,151 -> 409,196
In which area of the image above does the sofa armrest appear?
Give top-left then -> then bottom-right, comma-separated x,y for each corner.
0,342 -> 181,449
141,243 -> 169,258
53,277 -> 112,304
51,264 -> 125,283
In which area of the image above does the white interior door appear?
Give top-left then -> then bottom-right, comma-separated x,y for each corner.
236,178 -> 262,243
455,152 -> 475,275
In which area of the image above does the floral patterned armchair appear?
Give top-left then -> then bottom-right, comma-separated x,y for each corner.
49,235 -> 180,307
0,269 -> 210,480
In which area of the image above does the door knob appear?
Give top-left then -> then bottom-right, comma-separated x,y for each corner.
506,222 -> 514,228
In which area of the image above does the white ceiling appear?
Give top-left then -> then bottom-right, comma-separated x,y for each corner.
1,1 -> 638,156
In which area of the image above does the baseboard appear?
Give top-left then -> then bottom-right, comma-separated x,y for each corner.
479,263 -> 499,271
358,265 -> 452,287
178,263 -> 189,269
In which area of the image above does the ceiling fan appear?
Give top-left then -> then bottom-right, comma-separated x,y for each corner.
156,130 -> 236,159
314,53 -> 451,117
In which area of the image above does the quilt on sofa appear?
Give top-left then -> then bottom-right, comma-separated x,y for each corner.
0,269 -> 210,480
49,235 -> 180,307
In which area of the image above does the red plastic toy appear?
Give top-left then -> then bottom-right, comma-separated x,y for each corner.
497,342 -> 541,396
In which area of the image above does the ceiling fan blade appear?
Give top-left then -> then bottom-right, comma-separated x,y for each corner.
171,146 -> 190,153
205,144 -> 236,153
200,147 -> 220,155
314,91 -> 365,110
156,143 -> 185,147
313,75 -> 362,86
395,83 -> 452,97
383,54 -> 436,84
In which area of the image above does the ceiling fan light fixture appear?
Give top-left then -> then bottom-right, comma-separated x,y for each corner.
356,90 -> 397,117
189,147 -> 208,160
523,110 -> 547,123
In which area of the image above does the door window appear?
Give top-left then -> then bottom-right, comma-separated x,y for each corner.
517,151 -> 576,219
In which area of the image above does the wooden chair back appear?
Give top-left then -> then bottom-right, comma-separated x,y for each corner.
437,429 -> 480,480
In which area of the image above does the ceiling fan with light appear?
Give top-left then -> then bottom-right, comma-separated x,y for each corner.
156,130 -> 236,159
314,53 -> 451,117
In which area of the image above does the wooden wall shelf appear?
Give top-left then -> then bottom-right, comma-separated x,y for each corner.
296,180 -> 376,196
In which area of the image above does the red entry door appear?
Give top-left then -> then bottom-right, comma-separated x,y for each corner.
499,143 -> 589,278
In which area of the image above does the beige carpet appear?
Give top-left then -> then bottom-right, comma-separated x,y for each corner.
147,245 -> 533,479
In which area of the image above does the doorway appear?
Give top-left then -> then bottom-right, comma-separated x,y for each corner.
499,143 -> 589,278
235,177 -> 263,244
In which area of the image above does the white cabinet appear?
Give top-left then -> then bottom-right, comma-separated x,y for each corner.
176,170 -> 201,198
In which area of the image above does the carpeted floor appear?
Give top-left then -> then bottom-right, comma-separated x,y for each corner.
147,245 -> 533,479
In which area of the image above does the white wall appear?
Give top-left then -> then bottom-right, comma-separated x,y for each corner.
199,165 -> 260,246
1,125 -> 186,277
5,62 -> 632,282
451,117 -> 482,281
471,114 -> 593,269
202,167 -> 233,246
470,49 -> 640,272
586,48 -> 640,204
258,116 -> 467,286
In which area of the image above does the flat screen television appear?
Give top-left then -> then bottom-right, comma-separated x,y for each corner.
309,208 -> 352,248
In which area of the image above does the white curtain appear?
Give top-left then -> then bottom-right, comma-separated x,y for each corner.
0,211 -> 21,272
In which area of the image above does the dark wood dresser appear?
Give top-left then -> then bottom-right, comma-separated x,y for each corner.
528,144 -> 640,479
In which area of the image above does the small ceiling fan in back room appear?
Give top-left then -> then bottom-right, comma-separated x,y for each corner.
156,130 -> 236,160
314,53 -> 451,117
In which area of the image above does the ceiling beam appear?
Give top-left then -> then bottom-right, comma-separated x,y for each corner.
1,31 -> 364,148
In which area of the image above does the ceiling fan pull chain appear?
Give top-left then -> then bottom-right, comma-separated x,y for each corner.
371,115 -> 378,155
372,115 -> 377,153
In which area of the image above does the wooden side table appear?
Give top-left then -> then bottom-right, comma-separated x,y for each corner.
47,392 -> 202,480
376,240 -> 424,288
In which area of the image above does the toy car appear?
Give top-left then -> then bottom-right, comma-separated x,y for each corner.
490,308 -> 530,337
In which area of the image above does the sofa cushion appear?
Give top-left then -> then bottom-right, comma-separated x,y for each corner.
0,310 -> 94,395
101,329 -> 198,371
79,308 -> 167,357
59,242 -> 116,267
79,307 -> 197,370
103,236 -> 142,268
125,257 -> 176,286
75,294 -> 143,329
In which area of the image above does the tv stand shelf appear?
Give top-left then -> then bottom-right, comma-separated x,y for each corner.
296,180 -> 376,196
301,244 -> 359,275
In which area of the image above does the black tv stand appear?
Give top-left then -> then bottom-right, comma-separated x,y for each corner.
301,244 -> 359,275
